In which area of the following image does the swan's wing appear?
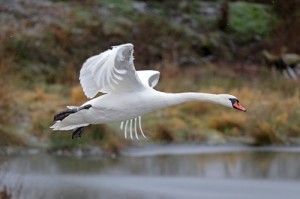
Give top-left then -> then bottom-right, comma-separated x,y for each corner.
79,43 -> 146,98
136,70 -> 160,88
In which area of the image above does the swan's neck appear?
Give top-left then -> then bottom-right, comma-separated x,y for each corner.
158,92 -> 221,107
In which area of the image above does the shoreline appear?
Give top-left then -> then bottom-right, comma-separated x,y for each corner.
1,144 -> 300,158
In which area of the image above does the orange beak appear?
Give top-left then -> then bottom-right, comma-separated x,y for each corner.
233,101 -> 246,112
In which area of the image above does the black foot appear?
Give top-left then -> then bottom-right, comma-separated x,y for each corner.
53,104 -> 92,122
72,127 -> 85,139
80,104 -> 92,110
53,109 -> 77,122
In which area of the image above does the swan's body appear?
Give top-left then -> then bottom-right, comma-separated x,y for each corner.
51,43 -> 246,139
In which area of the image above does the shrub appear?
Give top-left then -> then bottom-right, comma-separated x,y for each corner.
229,2 -> 277,41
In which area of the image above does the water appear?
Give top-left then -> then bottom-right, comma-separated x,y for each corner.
1,145 -> 300,199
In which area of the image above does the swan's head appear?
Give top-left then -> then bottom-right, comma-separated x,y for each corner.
113,43 -> 134,65
217,94 -> 246,112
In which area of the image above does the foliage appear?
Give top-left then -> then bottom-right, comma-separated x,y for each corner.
229,2 -> 277,40
0,0 -> 226,85
229,1 -> 277,42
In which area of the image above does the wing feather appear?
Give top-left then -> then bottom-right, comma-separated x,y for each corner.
79,44 -> 145,98
136,70 -> 160,88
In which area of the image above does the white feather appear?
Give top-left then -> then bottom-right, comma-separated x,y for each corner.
134,117 -> 139,140
136,70 -> 160,88
138,116 -> 147,139
79,43 -> 146,98
66,106 -> 78,109
124,120 -> 129,139
129,119 -> 133,140
120,121 -> 124,130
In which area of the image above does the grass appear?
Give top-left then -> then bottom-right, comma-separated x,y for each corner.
0,62 -> 27,147
0,130 -> 26,147
141,66 -> 300,145
2,53 -> 300,149
208,113 -> 246,135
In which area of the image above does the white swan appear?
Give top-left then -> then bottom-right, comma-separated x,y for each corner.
50,43 -> 246,139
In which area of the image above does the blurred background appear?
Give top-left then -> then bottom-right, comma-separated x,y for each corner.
0,0 -> 300,198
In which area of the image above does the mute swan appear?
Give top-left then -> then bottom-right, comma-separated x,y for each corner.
51,43 -> 246,139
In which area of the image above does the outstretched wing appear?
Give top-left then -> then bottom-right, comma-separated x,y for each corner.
136,70 -> 160,88
79,43 -> 146,98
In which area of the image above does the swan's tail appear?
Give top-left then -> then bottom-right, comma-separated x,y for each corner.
50,105 -> 91,131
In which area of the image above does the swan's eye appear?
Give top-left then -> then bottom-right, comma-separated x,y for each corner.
229,98 -> 238,104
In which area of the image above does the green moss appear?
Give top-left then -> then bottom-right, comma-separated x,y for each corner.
229,2 -> 278,41
99,0 -> 136,15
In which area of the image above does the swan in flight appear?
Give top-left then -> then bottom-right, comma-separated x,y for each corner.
51,43 -> 246,139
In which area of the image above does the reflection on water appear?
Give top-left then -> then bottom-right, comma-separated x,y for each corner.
0,146 -> 300,199
2,151 -> 300,179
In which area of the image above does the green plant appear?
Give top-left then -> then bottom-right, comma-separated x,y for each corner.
229,2 -> 277,41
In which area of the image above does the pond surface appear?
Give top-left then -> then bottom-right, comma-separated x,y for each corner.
1,145 -> 300,199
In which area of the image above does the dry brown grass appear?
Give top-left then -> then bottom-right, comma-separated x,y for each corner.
0,64 -> 13,125
0,186 -> 11,199
0,130 -> 26,147
145,65 -> 300,145
251,121 -> 282,145
208,113 -> 246,136
151,124 -> 176,143
0,59 -> 28,147
9,85 -> 69,141
180,102 -> 211,116
71,85 -> 87,105
2,62 -> 300,148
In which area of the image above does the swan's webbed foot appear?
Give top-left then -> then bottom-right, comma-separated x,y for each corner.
53,104 -> 92,122
72,127 -> 85,139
